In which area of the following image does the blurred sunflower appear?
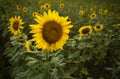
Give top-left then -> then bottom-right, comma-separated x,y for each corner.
23,7 -> 28,12
16,4 -> 22,10
44,3 -> 51,9
79,10 -> 84,16
32,12 -> 39,17
108,12 -> 113,16
37,10 -> 41,14
2,14 -> 6,19
30,9 -> 73,51
98,9 -> 103,14
40,5 -> 45,10
60,3 -> 64,8
90,12 -> 96,19
104,9 -> 108,15
78,25 -> 92,36
25,40 -> 31,52
113,23 -> 120,28
94,24 -> 103,31
8,16 -> 24,35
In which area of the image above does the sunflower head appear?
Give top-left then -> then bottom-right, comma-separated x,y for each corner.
30,9 -> 73,52
113,23 -> 120,28
2,14 -> 6,20
104,9 -> 108,15
60,3 -> 64,8
98,9 -> 103,14
40,5 -> 45,10
23,7 -> 28,12
108,12 -> 113,16
78,25 -> 92,36
44,3 -> 51,9
17,4 -> 22,10
90,12 -> 96,19
32,12 -> 39,17
8,16 -> 24,35
94,24 -> 103,31
79,10 -> 84,16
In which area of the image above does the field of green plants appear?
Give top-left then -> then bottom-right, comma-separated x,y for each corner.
0,0 -> 120,79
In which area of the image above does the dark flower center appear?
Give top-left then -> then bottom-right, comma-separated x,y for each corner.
46,5 -> 48,8
60,4 -> 64,8
13,21 -> 19,30
82,28 -> 90,34
96,25 -> 101,29
42,21 -> 62,44
92,14 -> 95,17
18,5 -> 21,8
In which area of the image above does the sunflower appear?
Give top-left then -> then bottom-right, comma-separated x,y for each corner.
104,9 -> 108,15
44,3 -> 51,9
90,12 -> 96,19
30,9 -> 73,51
79,10 -> 84,16
94,24 -> 103,31
59,3 -> 64,8
2,14 -> 6,19
40,5 -> 45,10
23,7 -> 28,12
78,25 -> 92,36
32,12 -> 39,17
113,23 -> 120,28
25,40 -> 31,52
16,4 -> 22,10
108,12 -> 113,16
8,16 -> 24,35
98,9 -> 103,14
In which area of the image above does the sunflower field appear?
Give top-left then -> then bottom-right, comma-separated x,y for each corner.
0,0 -> 120,79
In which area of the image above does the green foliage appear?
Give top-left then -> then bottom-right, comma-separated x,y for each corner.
0,0 -> 120,79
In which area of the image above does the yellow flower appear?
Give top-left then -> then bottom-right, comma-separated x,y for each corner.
108,12 -> 113,16
16,4 -> 22,10
90,12 -> 96,19
32,12 -> 39,17
30,9 -> 73,52
44,3 -> 51,9
78,25 -> 92,36
22,11 -> 27,15
2,14 -> 6,19
25,41 -> 31,52
40,5 -> 45,10
79,10 -> 84,16
98,9 -> 103,14
8,16 -> 24,35
116,24 -> 120,27
113,23 -> 120,28
94,24 -> 103,31
23,7 -> 28,12
37,10 -> 41,14
104,9 -> 108,15
59,3 -> 64,8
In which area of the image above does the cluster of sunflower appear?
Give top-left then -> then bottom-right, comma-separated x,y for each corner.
8,10 -> 104,52
1,0 -> 120,79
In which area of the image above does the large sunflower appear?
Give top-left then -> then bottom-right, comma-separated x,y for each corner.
8,16 -> 24,35
30,9 -> 73,51
78,25 -> 92,36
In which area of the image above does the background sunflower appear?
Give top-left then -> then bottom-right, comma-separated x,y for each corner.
94,24 -> 103,31
8,16 -> 24,35
78,25 -> 92,36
